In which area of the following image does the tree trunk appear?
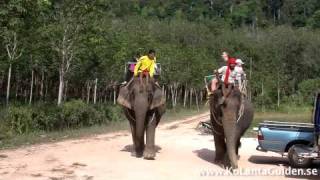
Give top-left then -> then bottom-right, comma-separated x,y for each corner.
24,89 -> 27,103
249,57 -> 253,101
15,79 -> 19,100
57,68 -> 64,106
64,80 -> 68,101
113,87 -> 116,105
277,72 -> 280,108
189,88 -> 193,107
170,85 -> 175,107
200,90 -> 203,104
29,69 -> 34,105
94,78 -> 98,104
183,88 -> 188,107
86,81 -> 91,104
174,86 -> 178,106
6,63 -> 12,105
261,82 -> 265,112
40,70 -> 44,100
195,89 -> 199,111
45,80 -> 48,101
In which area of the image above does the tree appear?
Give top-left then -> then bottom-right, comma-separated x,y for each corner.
0,0 -> 26,105
43,0 -> 94,105
308,10 -> 320,28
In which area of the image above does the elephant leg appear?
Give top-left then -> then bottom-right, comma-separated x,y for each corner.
144,112 -> 157,160
235,138 -> 241,160
213,133 -> 226,164
129,121 -> 137,156
214,134 -> 227,163
123,108 -> 138,156
235,126 -> 245,157
210,112 -> 226,164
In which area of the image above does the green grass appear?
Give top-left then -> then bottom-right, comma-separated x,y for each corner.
0,106 -> 207,150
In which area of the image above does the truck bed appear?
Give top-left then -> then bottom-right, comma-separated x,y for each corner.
259,120 -> 314,132
257,121 -> 315,153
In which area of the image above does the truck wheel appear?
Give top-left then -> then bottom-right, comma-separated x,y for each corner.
288,145 -> 313,168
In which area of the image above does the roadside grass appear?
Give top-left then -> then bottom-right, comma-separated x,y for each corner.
0,106 -> 207,150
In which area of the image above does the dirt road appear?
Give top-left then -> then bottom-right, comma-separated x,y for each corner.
0,112 -> 319,180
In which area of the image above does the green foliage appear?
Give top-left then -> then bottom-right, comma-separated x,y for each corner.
308,10 -> 320,28
298,78 -> 320,102
5,106 -> 36,135
61,100 -> 103,128
0,101 -> 125,137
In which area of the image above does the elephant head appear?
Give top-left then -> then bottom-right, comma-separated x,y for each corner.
117,77 -> 165,111
210,83 -> 254,169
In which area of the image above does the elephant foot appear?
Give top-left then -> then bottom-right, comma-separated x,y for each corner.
133,151 -> 143,158
143,148 -> 156,160
134,147 -> 144,158
131,151 -> 139,157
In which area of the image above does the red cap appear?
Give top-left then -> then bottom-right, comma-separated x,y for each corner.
228,58 -> 237,65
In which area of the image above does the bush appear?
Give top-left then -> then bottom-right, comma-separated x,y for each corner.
5,106 -> 38,134
0,100 -> 126,136
33,105 -> 61,131
95,105 -> 124,122
60,100 -> 103,128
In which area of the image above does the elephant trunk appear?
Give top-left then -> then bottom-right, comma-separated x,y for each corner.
222,108 -> 238,169
133,97 -> 148,156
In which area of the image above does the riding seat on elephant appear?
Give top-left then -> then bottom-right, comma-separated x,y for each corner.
117,74 -> 165,160
208,75 -> 254,169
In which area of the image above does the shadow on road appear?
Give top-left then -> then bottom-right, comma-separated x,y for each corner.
248,155 -> 288,166
193,148 -> 216,164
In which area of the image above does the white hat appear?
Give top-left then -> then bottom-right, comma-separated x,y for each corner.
236,59 -> 244,65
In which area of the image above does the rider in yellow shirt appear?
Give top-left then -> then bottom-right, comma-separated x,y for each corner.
134,49 -> 156,78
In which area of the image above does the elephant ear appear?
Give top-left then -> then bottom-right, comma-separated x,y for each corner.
117,86 -> 132,109
150,86 -> 165,110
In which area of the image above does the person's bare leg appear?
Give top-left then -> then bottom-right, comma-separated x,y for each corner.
211,78 -> 218,92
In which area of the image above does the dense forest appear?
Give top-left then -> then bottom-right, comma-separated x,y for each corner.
1,0 -> 320,135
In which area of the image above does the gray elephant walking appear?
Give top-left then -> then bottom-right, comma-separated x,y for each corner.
209,84 -> 254,169
117,77 -> 165,159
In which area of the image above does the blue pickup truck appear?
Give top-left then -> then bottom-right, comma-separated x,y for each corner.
256,93 -> 320,168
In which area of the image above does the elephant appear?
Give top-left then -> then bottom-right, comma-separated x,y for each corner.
117,76 -> 165,160
209,82 -> 254,169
